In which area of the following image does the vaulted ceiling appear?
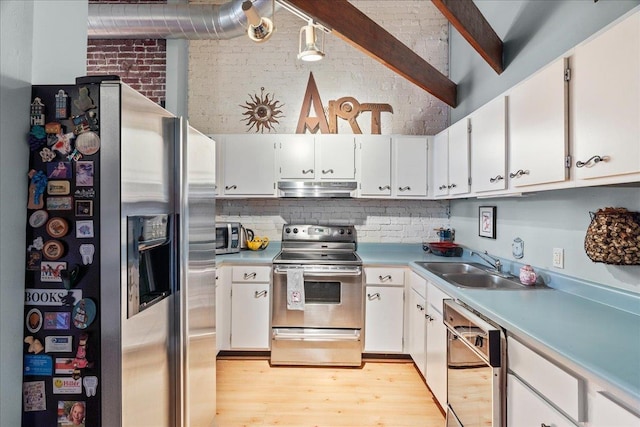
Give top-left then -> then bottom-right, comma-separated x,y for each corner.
280,0 -> 504,108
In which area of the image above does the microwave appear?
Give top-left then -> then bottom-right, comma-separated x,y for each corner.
216,222 -> 241,254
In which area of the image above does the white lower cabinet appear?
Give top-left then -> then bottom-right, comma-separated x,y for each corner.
229,266 -> 271,350
508,373 -> 576,427
407,271 -> 427,376
508,335 -> 585,425
364,285 -> 404,353
364,267 -> 405,353
425,282 -> 448,408
591,390 -> 640,427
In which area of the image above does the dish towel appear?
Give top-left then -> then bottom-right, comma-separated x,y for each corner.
286,268 -> 305,311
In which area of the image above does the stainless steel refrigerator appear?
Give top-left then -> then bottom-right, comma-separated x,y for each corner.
23,77 -> 216,427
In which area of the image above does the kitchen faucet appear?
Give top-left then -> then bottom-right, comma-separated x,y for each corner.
470,250 -> 503,274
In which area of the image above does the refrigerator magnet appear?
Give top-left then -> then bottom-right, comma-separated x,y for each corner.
45,312 -> 71,330
66,148 -> 82,163
26,308 -> 43,333
75,161 -> 94,186
75,131 -> 100,156
23,381 -> 46,412
47,197 -> 73,211
26,251 -> 42,271
55,89 -> 69,119
72,299 -> 96,329
46,217 -> 69,238
75,200 -> 93,217
58,401 -> 86,426
43,240 -> 65,261
41,261 -> 66,282
47,162 -> 72,180
24,336 -> 44,354
79,244 -> 95,265
74,86 -> 95,111
52,132 -> 74,156
83,376 -> 98,397
39,147 -> 56,162
75,220 -> 94,238
44,336 -> 73,353
24,354 -> 53,375
29,210 -> 48,228
47,181 -> 70,196
45,122 -> 62,135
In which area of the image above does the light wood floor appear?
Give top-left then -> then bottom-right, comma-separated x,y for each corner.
215,358 -> 444,427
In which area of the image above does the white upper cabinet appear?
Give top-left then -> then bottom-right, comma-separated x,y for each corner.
277,134 -> 315,179
470,97 -> 508,193
277,134 -> 355,180
508,58 -> 569,187
316,134 -> 356,180
393,136 -> 429,197
219,134 -> 276,196
447,118 -> 471,196
358,135 -> 392,196
432,129 -> 449,197
571,11 -> 640,182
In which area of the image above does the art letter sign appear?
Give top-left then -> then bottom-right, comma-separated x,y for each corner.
296,72 -> 393,135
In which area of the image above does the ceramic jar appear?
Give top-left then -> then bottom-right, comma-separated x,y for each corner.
519,265 -> 537,285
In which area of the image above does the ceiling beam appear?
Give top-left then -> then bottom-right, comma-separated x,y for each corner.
431,0 -> 504,74
281,0 -> 457,107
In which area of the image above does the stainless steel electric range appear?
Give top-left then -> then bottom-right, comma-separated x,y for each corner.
271,224 -> 364,366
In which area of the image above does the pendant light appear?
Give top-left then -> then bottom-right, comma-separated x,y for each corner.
298,19 -> 325,62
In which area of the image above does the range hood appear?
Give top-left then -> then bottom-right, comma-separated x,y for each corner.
278,181 -> 357,198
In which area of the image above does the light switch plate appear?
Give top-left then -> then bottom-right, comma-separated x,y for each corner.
552,248 -> 564,268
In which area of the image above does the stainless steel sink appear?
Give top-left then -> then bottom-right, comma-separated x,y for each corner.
440,273 -> 528,290
415,262 -> 487,275
416,261 -> 546,290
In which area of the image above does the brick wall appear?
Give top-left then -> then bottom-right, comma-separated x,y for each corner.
216,199 -> 450,243
188,0 -> 449,135
87,0 -> 167,106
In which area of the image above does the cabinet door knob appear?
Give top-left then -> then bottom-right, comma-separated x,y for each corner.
399,186 -> 411,191
576,155 -> 607,168
254,290 -> 267,298
367,293 -> 381,300
244,272 -> 257,280
489,175 -> 504,183
225,185 -> 237,190
302,169 -> 314,174
321,169 -> 334,174
509,169 -> 530,178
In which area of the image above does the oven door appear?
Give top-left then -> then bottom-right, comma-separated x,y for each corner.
272,265 -> 363,329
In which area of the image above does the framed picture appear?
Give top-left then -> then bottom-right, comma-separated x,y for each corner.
479,206 -> 496,239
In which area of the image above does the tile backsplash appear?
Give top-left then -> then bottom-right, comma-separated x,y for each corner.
216,199 -> 450,243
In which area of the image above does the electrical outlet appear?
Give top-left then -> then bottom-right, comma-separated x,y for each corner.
552,248 -> 564,268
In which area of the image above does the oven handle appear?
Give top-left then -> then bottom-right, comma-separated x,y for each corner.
273,266 -> 362,276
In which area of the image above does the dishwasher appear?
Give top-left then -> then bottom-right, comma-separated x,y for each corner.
443,299 -> 506,427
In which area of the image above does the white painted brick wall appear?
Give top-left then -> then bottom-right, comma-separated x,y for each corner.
216,199 -> 451,243
188,0 -> 449,135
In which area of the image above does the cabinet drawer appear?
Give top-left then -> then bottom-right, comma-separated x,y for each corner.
365,268 -> 405,285
507,374 -> 576,427
508,337 -> 584,422
426,282 -> 450,314
232,266 -> 271,282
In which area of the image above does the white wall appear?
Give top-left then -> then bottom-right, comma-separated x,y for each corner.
217,198 -> 450,243
450,187 -> 640,293
188,0 -> 449,135
0,2 -> 34,425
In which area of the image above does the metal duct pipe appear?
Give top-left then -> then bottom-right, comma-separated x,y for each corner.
88,0 -> 277,40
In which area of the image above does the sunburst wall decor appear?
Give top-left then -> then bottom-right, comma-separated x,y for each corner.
240,87 -> 284,133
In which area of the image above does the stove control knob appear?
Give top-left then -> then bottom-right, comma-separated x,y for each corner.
293,228 -> 298,234
339,229 -> 345,234
285,228 -> 291,234
347,229 -> 352,234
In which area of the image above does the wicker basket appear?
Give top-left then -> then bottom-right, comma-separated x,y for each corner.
584,207 -> 640,265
